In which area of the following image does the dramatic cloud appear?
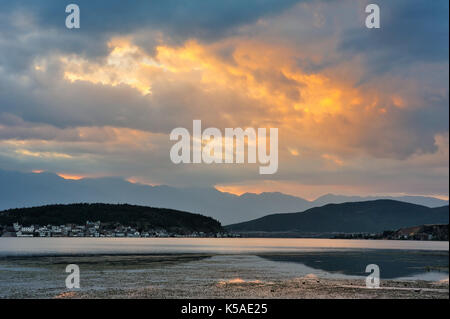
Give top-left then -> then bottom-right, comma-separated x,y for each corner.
340,0 -> 449,77
0,0 -> 448,199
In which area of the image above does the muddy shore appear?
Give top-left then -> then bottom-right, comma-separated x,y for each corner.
52,276 -> 448,299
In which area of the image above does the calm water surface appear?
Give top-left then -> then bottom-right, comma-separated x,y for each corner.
0,238 -> 447,297
0,238 -> 448,256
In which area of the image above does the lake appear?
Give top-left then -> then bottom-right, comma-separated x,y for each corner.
0,238 -> 448,256
0,238 -> 448,298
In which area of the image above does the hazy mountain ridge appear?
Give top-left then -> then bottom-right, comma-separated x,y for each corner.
313,193 -> 448,208
0,169 -> 448,224
226,200 -> 450,234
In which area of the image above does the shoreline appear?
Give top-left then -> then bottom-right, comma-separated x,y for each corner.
51,276 -> 449,299
1,252 -> 448,299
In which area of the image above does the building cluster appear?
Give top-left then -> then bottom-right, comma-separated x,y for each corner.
0,221 -> 232,238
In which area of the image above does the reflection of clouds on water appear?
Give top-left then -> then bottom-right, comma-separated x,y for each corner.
396,273 -> 449,282
258,251 -> 449,281
0,238 -> 448,257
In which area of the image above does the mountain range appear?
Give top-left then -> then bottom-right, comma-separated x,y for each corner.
0,169 -> 448,224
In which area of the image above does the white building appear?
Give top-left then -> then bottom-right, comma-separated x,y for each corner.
21,226 -> 35,233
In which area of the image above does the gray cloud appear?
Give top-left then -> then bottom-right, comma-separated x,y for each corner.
0,0 -> 448,198
0,0 -> 302,73
339,0 -> 449,78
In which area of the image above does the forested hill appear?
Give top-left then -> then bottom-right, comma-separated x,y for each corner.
226,200 -> 449,234
0,203 -> 224,234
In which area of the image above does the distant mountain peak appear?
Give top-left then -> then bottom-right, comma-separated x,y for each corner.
0,168 -> 448,224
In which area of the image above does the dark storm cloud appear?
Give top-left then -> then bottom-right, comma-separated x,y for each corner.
339,0 -> 449,77
0,61 -> 272,133
0,0 -> 301,71
36,0 -> 299,37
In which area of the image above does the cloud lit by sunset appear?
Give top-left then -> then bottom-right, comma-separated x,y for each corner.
0,0 -> 448,199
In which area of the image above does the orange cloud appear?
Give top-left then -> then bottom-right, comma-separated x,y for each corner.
60,38 -> 368,120
58,37 -> 404,168
15,149 -> 72,159
50,35 -> 445,198
321,153 -> 344,166
57,173 -> 85,180
126,176 -> 158,186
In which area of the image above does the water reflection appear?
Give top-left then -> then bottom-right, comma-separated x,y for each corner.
258,250 -> 449,279
0,238 -> 448,256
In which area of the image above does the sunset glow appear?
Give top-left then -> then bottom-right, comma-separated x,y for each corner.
56,173 -> 85,180
0,0 -> 447,200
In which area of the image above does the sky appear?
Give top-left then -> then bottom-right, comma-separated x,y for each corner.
0,0 -> 448,200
